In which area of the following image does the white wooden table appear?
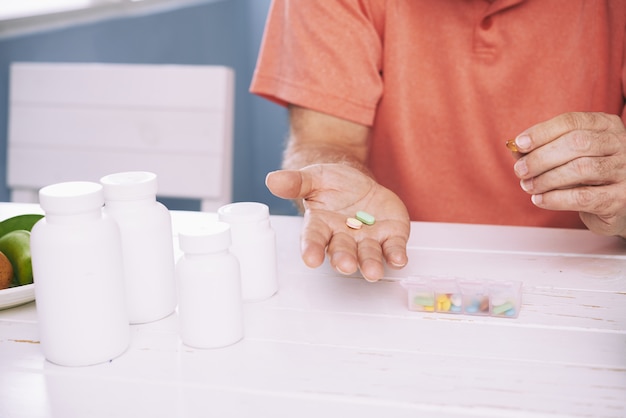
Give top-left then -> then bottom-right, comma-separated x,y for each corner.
1,203 -> 625,417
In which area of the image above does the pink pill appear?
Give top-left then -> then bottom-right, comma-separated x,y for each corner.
346,217 -> 363,230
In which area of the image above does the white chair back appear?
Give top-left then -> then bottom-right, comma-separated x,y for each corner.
7,62 -> 234,211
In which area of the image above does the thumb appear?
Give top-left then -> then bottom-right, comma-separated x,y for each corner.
265,169 -> 313,200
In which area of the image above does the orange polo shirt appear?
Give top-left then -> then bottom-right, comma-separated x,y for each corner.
250,0 -> 626,228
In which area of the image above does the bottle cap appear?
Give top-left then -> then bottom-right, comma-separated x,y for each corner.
38,181 -> 104,215
100,171 -> 158,201
179,221 -> 232,254
217,202 -> 269,224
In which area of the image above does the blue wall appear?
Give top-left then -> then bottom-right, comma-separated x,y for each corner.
0,0 -> 295,214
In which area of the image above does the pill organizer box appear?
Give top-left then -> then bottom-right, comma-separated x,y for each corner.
401,276 -> 522,318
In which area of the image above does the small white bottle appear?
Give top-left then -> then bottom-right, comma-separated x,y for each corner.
176,221 -> 243,348
30,181 -> 129,366
100,171 -> 177,324
217,202 -> 278,301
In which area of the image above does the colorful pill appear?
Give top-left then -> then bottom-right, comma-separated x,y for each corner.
505,139 -> 519,152
413,295 -> 434,306
435,294 -> 451,311
450,294 -> 462,307
505,308 -> 517,317
346,217 -> 363,230
479,297 -> 490,312
450,305 -> 462,313
437,299 -> 451,312
492,301 -> 514,315
465,305 -> 478,314
355,211 -> 375,225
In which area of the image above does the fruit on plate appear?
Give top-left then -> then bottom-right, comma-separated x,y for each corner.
0,251 -> 14,290
0,230 -> 34,286
0,213 -> 43,289
0,214 -> 43,236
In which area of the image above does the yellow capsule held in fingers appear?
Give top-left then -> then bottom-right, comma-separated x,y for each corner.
505,139 -> 519,152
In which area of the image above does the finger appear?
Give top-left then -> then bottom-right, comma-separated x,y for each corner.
300,212 -> 332,268
520,155 -> 624,194
531,185 -> 626,236
530,184 -> 625,217
514,129 -> 621,180
381,234 -> 409,269
356,238 -> 385,282
265,169 -> 313,200
515,112 -> 617,153
326,231 -> 359,275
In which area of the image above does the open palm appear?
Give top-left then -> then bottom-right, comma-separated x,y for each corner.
266,163 -> 410,281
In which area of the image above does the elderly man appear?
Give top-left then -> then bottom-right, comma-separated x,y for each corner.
250,1 -> 626,281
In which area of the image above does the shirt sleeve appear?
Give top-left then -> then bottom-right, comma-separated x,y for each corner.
249,0 -> 384,126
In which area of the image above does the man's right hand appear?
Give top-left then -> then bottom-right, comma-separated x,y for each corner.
266,163 -> 410,282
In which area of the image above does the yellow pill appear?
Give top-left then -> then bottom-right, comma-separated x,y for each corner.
436,294 -> 449,302
436,299 -> 450,311
505,139 -> 519,152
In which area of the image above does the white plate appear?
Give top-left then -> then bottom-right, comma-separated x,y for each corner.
0,284 -> 35,310
0,203 -> 41,310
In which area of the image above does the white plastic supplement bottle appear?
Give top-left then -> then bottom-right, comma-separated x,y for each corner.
176,221 -> 243,348
100,171 -> 176,324
217,202 -> 278,301
30,181 -> 130,366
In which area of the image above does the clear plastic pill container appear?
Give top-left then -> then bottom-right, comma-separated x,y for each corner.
402,276 -> 522,318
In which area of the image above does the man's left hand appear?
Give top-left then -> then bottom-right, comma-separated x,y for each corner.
512,112 -> 626,237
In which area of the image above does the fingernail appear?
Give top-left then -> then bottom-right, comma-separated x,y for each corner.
514,159 -> 528,176
520,178 -> 533,192
389,260 -> 407,268
264,171 -> 276,185
531,194 -> 543,206
335,265 -> 350,275
363,275 -> 379,283
516,134 -> 531,151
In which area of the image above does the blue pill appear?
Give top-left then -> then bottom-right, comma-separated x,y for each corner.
505,308 -> 516,317
465,305 -> 478,314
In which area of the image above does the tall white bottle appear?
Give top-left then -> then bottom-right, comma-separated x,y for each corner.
217,202 -> 278,301
100,171 -> 177,324
30,181 -> 130,366
176,221 -> 243,348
